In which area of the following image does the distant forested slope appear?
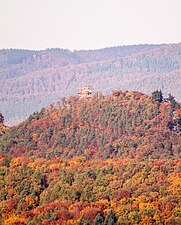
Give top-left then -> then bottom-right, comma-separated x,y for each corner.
0,43 -> 181,125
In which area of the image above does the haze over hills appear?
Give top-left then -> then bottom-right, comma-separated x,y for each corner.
1,0 -> 181,223
0,43 -> 181,125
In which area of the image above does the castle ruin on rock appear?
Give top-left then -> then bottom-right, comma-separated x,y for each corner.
78,86 -> 93,99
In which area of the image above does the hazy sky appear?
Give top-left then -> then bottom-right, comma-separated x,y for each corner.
0,0 -> 181,50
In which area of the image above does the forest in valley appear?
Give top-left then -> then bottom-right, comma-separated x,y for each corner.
0,43 -> 181,125
0,90 -> 180,224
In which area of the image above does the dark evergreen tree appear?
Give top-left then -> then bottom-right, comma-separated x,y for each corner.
151,90 -> 163,103
104,209 -> 118,225
167,93 -> 180,109
94,213 -> 104,225
0,113 -> 4,124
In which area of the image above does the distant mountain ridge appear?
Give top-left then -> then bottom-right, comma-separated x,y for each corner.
0,43 -> 181,125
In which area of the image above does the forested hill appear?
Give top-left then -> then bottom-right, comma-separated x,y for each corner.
0,43 -> 181,125
1,90 -> 180,159
0,90 -> 181,225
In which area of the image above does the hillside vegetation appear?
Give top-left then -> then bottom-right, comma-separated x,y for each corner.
0,90 -> 180,224
1,43 -> 181,125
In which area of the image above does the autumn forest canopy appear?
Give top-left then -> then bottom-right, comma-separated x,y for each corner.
0,89 -> 181,225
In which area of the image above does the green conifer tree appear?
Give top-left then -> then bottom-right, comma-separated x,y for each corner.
104,209 -> 118,225
167,93 -> 180,109
0,113 -> 4,124
151,90 -> 163,103
94,213 -> 104,225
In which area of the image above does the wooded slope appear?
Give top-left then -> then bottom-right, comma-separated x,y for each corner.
0,90 -> 180,224
1,43 -> 180,125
